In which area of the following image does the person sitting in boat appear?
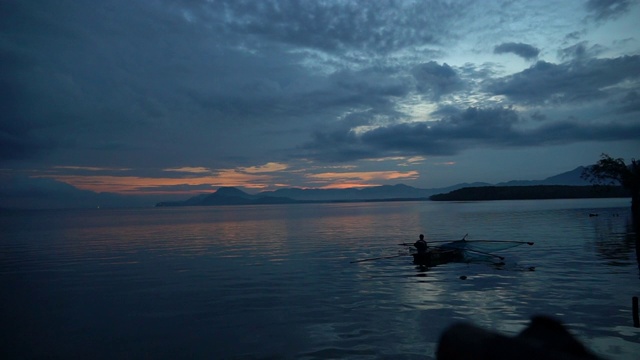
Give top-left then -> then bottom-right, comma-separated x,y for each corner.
414,234 -> 428,254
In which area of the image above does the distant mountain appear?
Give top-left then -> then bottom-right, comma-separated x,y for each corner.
255,168 -> 590,202
156,187 -> 299,206
0,176 -> 162,209
258,184 -> 436,201
1,165 -> 608,210
541,166 -> 590,185
155,167 -> 600,207
496,166 -> 589,186
156,184 -> 437,207
424,182 -> 492,196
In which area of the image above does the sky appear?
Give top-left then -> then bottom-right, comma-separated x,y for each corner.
1,0 -> 640,208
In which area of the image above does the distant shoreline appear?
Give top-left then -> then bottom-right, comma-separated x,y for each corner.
155,197 -> 432,207
155,185 -> 630,207
429,185 -> 629,201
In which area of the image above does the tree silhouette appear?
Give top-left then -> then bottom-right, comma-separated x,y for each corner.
582,153 -> 640,215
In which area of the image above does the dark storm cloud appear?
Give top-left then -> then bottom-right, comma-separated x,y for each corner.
523,118 -> 640,145
302,107 -> 521,161
301,106 -> 640,161
412,62 -> 464,100
2,0 -> 639,202
324,68 -> 412,110
558,41 -> 606,61
0,63 -> 50,161
0,0 -> 308,165
530,111 -> 547,122
301,129 -> 379,163
485,56 -> 640,104
585,0 -> 634,20
493,42 -> 540,60
618,90 -> 640,113
0,0 -> 465,168
361,107 -> 523,154
0,1 -> 187,161
191,0 -> 464,54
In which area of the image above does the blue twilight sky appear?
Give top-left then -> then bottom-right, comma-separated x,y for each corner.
1,0 -> 639,207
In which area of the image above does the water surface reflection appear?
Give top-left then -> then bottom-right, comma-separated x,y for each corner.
1,199 -> 639,359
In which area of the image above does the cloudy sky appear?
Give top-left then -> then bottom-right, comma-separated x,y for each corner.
1,0 -> 640,207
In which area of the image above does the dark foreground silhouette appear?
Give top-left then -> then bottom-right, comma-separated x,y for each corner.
437,316 -> 601,360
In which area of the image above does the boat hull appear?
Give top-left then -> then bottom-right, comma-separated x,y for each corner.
412,248 -> 464,266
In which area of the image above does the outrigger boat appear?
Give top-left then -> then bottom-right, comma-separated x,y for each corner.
407,235 -> 534,267
350,235 -> 533,265
411,246 -> 464,266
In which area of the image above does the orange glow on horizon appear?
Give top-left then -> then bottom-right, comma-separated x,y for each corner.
39,172 -> 273,194
34,165 -> 422,195
316,182 -> 378,189
308,170 -> 419,182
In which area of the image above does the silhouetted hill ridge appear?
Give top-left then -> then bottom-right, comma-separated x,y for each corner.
496,166 -> 587,186
155,166 -> 601,206
261,183 -> 437,201
157,186 -> 299,206
430,185 -> 629,201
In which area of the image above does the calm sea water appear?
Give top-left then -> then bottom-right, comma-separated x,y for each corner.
1,199 -> 639,359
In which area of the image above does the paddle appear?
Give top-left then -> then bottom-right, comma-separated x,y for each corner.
350,253 -> 407,263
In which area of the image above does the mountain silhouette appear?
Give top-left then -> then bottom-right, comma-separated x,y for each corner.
155,166 -> 602,207
496,166 -> 588,186
157,186 -> 298,206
